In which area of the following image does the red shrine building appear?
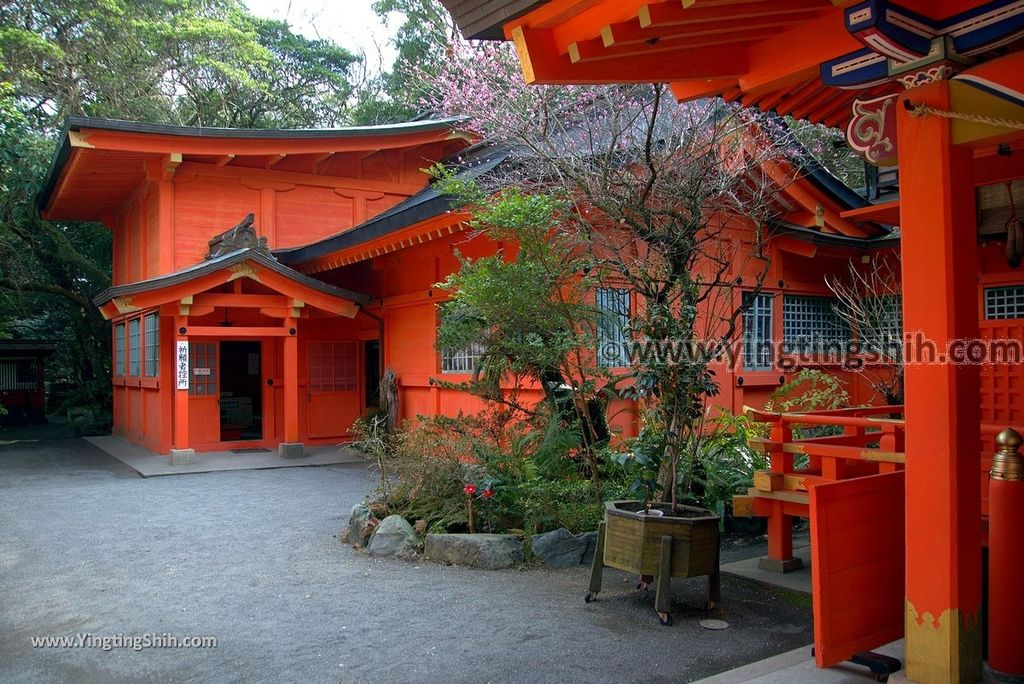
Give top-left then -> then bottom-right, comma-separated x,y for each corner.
38,115 -> 907,461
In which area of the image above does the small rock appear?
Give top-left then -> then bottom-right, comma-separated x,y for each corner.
343,503 -> 379,548
424,533 -> 525,569
368,515 -> 419,557
531,528 -> 595,567
414,519 -> 427,536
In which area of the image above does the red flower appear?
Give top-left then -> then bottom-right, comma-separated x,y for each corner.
464,484 -> 477,496
482,488 -> 494,499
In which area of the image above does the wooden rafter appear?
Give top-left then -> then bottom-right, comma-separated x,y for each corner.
570,26 -> 775,64
512,25 -> 749,83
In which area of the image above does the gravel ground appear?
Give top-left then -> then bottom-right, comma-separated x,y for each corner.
0,432 -> 812,684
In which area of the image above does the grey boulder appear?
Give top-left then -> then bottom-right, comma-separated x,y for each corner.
368,515 -> 420,557
342,502 -> 379,548
424,533 -> 524,569
531,528 -> 596,567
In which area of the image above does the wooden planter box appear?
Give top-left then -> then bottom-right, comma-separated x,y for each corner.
585,500 -> 721,625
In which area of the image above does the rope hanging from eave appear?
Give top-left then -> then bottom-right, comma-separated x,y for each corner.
1006,182 -> 1023,268
908,100 -> 1024,267
906,102 -> 1024,131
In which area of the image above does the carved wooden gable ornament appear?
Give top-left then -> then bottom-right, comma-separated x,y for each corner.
205,213 -> 273,260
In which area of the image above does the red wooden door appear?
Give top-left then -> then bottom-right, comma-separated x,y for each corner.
187,341 -> 220,446
809,471 -> 905,668
307,341 -> 360,439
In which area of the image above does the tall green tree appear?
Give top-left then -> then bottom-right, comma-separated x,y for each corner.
351,0 -> 456,123
0,0 -> 360,128
0,0 -> 362,415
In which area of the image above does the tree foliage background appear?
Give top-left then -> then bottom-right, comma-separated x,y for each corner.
0,0 -> 413,414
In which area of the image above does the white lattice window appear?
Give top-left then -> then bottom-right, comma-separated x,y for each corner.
596,287 -> 630,368
441,342 -> 486,374
743,292 -> 774,371
985,286 -> 1024,320
128,318 -> 141,376
144,313 -> 159,377
114,323 -> 126,377
0,361 -> 37,390
783,295 -> 850,354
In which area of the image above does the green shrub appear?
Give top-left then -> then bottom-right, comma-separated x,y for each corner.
360,407 -> 630,536
678,410 -> 770,519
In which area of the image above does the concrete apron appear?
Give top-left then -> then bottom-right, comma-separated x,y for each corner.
85,435 -> 364,477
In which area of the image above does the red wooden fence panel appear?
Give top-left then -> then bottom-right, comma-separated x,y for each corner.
809,471 -> 905,668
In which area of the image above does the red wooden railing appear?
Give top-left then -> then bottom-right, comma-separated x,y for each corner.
734,405 -> 906,570
736,405 -> 1020,569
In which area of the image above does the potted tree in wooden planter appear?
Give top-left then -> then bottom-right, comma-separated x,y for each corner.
584,430 -> 721,625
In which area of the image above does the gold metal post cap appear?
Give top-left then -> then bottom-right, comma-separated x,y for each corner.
991,428 -> 1024,481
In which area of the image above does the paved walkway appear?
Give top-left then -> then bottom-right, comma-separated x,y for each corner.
692,641 -> 907,684
0,435 -> 816,683
720,545 -> 812,595
85,435 -> 365,477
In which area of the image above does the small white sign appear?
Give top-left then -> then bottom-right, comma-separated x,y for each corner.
176,341 -> 189,390
193,367 -> 211,376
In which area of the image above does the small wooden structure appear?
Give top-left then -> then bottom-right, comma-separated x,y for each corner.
585,501 -> 720,626
0,340 -> 55,424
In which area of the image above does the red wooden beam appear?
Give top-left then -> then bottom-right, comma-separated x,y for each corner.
600,15 -> 802,51
183,326 -> 291,337
512,25 -> 748,84
638,0 -> 828,31
191,293 -> 289,308
569,27 -> 769,64
669,79 -> 739,101
741,9 -> 861,95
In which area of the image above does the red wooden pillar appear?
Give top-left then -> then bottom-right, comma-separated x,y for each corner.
761,421 -> 802,572
897,80 -> 982,683
170,315 -> 193,464
279,317 -> 303,458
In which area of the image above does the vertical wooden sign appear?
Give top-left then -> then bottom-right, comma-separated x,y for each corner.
176,341 -> 189,390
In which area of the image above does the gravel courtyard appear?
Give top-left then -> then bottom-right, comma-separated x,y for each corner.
0,434 -> 813,684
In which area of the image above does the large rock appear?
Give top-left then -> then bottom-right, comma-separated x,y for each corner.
341,503 -> 379,548
368,515 -> 419,557
424,533 -> 524,569
531,528 -> 594,567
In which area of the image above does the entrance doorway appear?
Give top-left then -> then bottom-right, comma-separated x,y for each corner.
219,341 -> 262,442
364,339 -> 381,410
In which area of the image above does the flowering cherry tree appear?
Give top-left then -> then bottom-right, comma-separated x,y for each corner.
418,41 -> 809,512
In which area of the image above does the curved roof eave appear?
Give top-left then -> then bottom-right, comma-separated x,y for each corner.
92,248 -> 372,309
36,115 -> 470,214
